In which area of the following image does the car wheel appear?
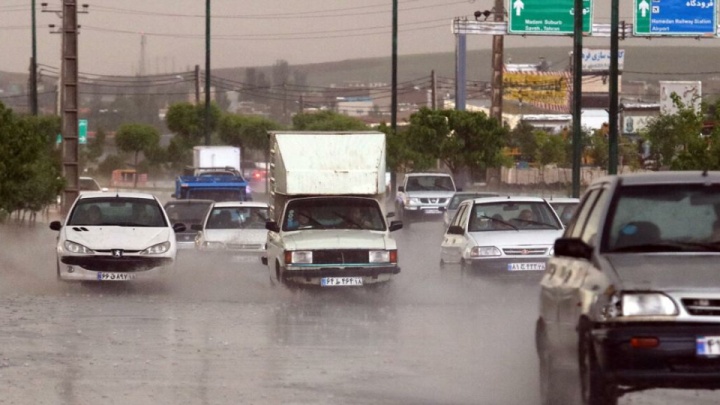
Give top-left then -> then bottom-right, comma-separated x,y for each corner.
579,326 -> 618,405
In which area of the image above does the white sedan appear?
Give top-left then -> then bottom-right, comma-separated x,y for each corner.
440,196 -> 564,273
49,192 -> 185,282
194,201 -> 269,263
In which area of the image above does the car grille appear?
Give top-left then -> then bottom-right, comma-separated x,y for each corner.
227,243 -> 264,250
682,298 -> 720,316
419,198 -> 447,204
502,248 -> 547,256
312,249 -> 369,264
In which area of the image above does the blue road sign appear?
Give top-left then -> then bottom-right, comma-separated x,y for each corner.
634,0 -> 717,36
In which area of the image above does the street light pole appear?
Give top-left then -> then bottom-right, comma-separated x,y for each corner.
31,0 -> 38,115
391,0 -> 398,133
608,0 -> 620,174
204,0 -> 211,146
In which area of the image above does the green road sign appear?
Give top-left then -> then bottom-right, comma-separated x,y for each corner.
78,119 -> 88,145
508,0 -> 593,35
634,0 -> 717,36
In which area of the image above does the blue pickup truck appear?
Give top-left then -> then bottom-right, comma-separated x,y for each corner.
173,171 -> 252,202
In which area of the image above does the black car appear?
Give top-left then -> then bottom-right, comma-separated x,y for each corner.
163,199 -> 213,249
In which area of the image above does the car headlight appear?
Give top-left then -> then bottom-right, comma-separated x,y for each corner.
141,241 -> 171,255
405,197 -> 420,206
64,240 -> 94,254
286,250 -> 312,264
202,241 -> 226,250
470,246 -> 501,257
622,293 -> 678,317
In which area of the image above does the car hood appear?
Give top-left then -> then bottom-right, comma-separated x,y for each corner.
64,226 -> 171,250
405,190 -> 455,199
469,229 -> 563,246
204,229 -> 267,244
606,254 -> 720,291
281,230 -> 394,250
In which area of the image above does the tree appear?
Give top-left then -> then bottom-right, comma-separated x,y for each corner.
165,101 -> 222,146
508,121 -> 539,162
115,123 -> 160,187
292,110 -> 368,131
218,114 -> 282,164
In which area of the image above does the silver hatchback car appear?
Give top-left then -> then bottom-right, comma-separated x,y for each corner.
537,171 -> 720,405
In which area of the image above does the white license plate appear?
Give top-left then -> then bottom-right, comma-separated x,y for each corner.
321,277 -> 363,287
423,209 -> 442,214
97,272 -> 136,281
507,262 -> 546,271
697,336 -> 720,356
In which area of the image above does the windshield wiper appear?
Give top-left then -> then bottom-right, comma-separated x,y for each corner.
479,215 -> 518,231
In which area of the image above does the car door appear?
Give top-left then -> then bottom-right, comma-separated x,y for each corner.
440,201 -> 470,263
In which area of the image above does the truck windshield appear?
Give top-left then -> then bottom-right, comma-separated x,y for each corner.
283,199 -> 386,232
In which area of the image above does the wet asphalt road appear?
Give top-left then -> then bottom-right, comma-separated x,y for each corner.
1,220 -> 718,405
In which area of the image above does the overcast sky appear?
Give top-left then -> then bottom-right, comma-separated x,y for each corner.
0,0 -> 716,76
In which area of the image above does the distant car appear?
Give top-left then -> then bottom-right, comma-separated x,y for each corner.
547,197 -> 580,227
440,196 -> 563,273
396,172 -> 457,225
49,192 -> 186,282
443,191 -> 500,227
79,176 -> 108,192
538,171 -> 720,405
194,201 -> 270,263
163,199 -> 214,249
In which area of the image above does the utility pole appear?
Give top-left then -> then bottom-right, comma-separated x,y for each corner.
391,0 -> 398,132
490,0 -> 504,122
195,64 -> 200,104
204,0 -> 211,146
571,0 -> 583,198
431,70 -> 437,109
139,33 -> 146,76
61,0 -> 80,215
30,0 -> 38,115
455,34 -> 466,111
608,0 -> 620,174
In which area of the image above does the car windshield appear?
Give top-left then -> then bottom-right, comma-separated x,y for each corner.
68,197 -> 167,227
164,202 -> 212,226
448,193 -> 498,210
604,184 -> 720,252
550,202 -> 578,226
282,198 -> 385,231
79,178 -> 100,191
206,206 -> 269,229
405,175 -> 455,192
468,201 -> 561,231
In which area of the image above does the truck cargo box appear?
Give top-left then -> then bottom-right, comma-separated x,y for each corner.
269,131 -> 386,196
193,146 -> 241,172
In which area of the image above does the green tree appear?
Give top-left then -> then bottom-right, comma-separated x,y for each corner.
508,121 -> 539,162
536,131 -> 567,167
292,110 -> 368,131
115,123 -> 160,187
218,114 -> 282,163
165,102 -> 222,146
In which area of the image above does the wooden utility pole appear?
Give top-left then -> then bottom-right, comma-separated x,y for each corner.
490,0 -> 504,122
195,64 -> 200,104
61,0 -> 79,215
431,70 -> 437,109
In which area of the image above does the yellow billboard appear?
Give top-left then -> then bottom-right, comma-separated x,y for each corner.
503,72 -> 570,112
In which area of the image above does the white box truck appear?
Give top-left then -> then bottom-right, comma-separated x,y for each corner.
262,131 -> 402,287
192,146 -> 241,174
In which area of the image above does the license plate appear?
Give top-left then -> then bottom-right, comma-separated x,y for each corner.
97,272 -> 136,281
697,336 -> 720,356
321,277 -> 363,287
424,209 -> 442,214
507,262 -> 546,271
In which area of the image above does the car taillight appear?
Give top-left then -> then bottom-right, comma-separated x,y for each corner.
390,250 -> 398,264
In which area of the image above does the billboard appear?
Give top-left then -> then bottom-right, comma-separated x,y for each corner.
503,72 -> 570,112
580,48 -> 625,72
659,81 -> 701,115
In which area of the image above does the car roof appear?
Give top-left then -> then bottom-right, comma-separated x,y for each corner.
211,201 -> 269,208
453,191 -> 499,197
406,172 -> 453,177
546,197 -> 580,203
594,171 -> 720,186
78,191 -> 155,200
79,176 -> 97,180
164,199 -> 214,205
467,196 -> 549,204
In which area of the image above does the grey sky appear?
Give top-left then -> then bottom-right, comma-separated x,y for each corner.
0,0 -> 716,76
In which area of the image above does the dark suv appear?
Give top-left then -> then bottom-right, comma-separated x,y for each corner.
537,171 -> 720,405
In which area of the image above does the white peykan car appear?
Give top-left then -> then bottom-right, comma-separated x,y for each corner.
49,192 -> 186,281
194,201 -> 270,263
440,196 -> 564,273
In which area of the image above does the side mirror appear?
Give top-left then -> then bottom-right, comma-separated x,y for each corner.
388,220 -> 403,232
49,221 -> 62,231
398,186 -> 405,192
191,224 -> 203,231
172,223 -> 187,233
554,238 -> 592,260
447,225 -> 464,235
386,212 -> 396,218
266,221 -> 280,233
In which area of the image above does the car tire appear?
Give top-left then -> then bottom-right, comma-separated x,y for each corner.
579,326 -> 618,405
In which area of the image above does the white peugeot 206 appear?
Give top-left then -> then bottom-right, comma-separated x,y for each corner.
50,192 -> 186,282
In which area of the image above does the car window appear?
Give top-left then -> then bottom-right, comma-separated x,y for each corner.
567,189 -> 600,238
206,206 -> 269,229
451,203 -> 469,228
580,190 -> 610,246
282,199 -> 385,231
405,175 -> 455,192
68,198 -> 167,227
468,201 -> 561,232
603,184 -> 720,252
448,193 -> 498,210
165,202 -> 212,225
